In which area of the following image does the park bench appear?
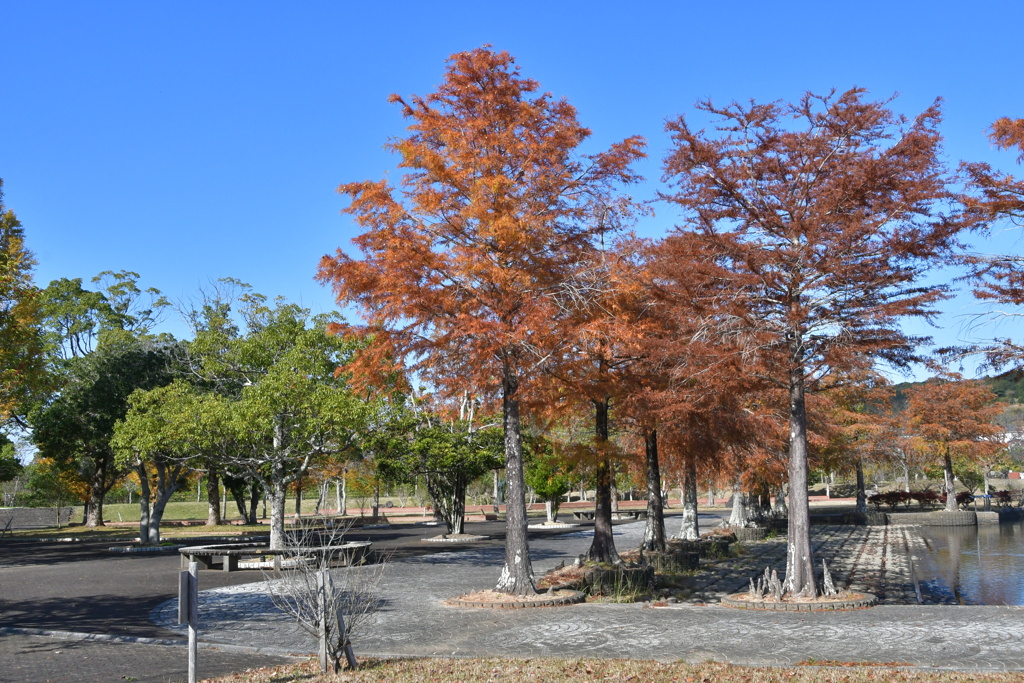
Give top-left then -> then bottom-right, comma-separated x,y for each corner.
571,509 -> 648,521
179,541 -> 372,572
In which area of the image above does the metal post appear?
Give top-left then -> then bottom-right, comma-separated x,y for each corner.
179,561 -> 198,683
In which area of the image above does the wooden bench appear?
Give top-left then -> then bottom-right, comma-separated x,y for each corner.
179,541 -> 372,572
572,510 -> 596,520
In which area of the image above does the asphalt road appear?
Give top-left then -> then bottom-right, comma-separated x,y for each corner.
0,517 -> 594,682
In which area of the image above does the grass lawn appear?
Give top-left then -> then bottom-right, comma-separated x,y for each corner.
10,522 -> 269,539
205,657 -> 1021,682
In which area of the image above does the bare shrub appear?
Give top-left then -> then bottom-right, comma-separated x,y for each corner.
262,516 -> 386,673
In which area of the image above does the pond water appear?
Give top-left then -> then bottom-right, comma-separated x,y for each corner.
914,520 -> 1024,605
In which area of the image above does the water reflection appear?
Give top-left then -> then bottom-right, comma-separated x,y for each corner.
914,520 -> 1024,605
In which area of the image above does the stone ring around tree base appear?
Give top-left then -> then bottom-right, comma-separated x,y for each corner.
422,533 -> 488,543
447,588 -> 586,609
720,591 -> 877,611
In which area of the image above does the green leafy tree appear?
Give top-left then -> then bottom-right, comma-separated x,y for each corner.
24,457 -> 77,528
0,435 -> 22,483
524,435 -> 575,524
182,285 -> 367,549
374,397 -> 503,535
30,334 -> 178,526
112,380 -> 210,544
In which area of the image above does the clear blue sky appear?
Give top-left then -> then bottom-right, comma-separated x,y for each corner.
2,1 -> 1022,380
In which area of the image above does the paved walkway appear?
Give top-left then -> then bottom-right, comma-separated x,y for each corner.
149,520 -> 1024,672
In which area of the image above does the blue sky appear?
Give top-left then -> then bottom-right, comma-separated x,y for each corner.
2,1 -> 1022,380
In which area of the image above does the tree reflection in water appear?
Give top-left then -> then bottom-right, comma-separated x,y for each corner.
915,520 -> 1024,605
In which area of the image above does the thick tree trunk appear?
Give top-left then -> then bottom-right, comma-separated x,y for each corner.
494,361 -> 535,595
268,477 -> 288,550
943,451 -> 958,512
206,468 -> 222,526
785,361 -> 817,598
773,483 -> 788,517
248,482 -> 260,524
85,460 -> 108,527
707,485 -> 715,507
148,465 -> 182,546
855,458 -> 867,514
641,428 -> 666,552
585,398 -> 619,564
728,479 -> 748,527
678,458 -> 700,541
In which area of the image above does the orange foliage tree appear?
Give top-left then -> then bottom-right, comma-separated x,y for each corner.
0,179 -> 46,425
904,378 -> 1004,512
960,117 -> 1024,369
317,48 -> 644,595
660,89 -> 965,597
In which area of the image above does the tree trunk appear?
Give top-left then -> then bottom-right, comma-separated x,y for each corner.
136,462 -> 152,544
268,477 -> 288,550
148,464 -> 183,546
545,500 -> 555,524
206,468 -> 222,526
855,457 -> 867,514
248,482 -> 260,524
228,483 -> 249,522
494,360 -> 535,595
316,479 -> 327,515
450,477 -> 466,535
428,473 -> 468,535
784,359 -> 817,598
340,475 -> 347,515
295,475 -> 303,517
492,469 -> 502,512
610,465 -> 620,514
773,483 -> 788,517
85,465 -> 107,527
678,458 -> 700,541
728,479 -> 748,527
641,428 -> 666,552
585,398 -> 619,564
707,485 -> 715,507
943,450 -> 958,512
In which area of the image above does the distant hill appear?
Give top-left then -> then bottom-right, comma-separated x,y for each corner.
891,370 -> 1024,411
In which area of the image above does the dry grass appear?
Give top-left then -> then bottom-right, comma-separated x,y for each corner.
202,657 -> 1021,682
